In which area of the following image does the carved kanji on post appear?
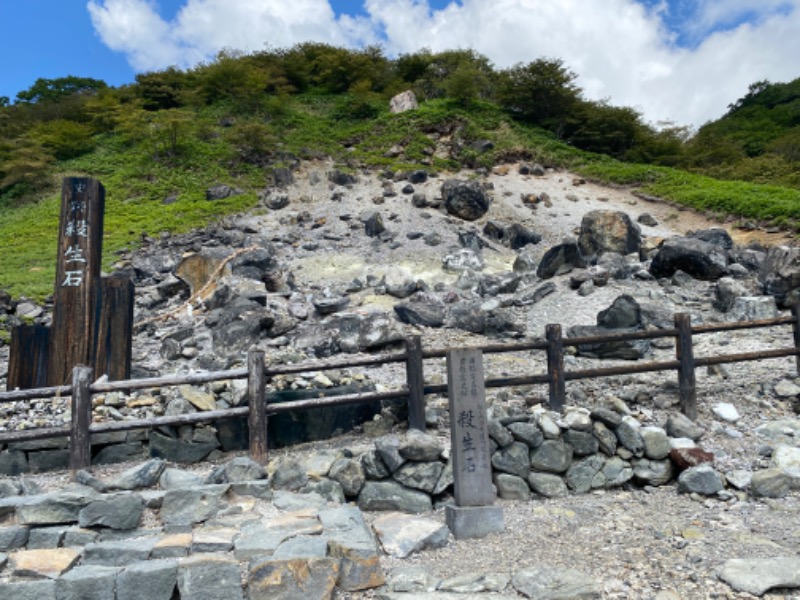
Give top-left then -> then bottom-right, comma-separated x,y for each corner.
7,178 -> 133,389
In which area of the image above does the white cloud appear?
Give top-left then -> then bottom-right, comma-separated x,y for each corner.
88,0 -> 800,127
87,0 -> 188,70
87,0 -> 374,71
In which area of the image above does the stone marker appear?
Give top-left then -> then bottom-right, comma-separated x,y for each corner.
445,348 -> 504,539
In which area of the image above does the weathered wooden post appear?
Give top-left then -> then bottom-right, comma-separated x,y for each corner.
8,325 -> 50,389
93,275 -> 135,381
674,313 -> 697,420
405,335 -> 426,431
445,348 -> 504,539
8,177 -> 134,390
247,349 -> 268,464
791,303 -> 800,376
48,178 -> 105,386
546,324 -> 566,413
69,365 -> 94,472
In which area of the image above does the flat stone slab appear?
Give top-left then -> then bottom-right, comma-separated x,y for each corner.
512,566 -> 601,599
0,579 -> 57,600
445,505 -> 504,540
116,558 -> 178,600
718,557 -> 800,595
380,594 -> 521,600
152,533 -> 192,558
83,537 -> 157,566
178,554 -> 243,600
55,564 -> 121,600
191,528 -> 237,553
234,514 -> 323,560
318,505 -> 385,591
9,547 -> 81,578
160,484 -> 230,526
248,557 -> 339,600
372,512 -> 450,558
9,488 -> 100,526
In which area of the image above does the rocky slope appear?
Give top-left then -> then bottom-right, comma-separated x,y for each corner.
1,160 -> 800,598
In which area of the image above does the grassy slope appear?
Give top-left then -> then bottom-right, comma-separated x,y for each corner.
2,97 -> 799,302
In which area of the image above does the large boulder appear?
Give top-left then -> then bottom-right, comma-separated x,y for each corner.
209,296 -> 272,354
327,310 -> 405,353
447,301 -> 525,336
390,90 -> 418,114
597,295 -> 642,329
687,227 -> 734,249
441,179 -> 491,221
578,210 -> 641,259
394,295 -> 446,328
759,245 -> 800,308
713,277 -> 753,312
649,237 -> 728,281
505,224 -> 542,250
536,242 -> 587,279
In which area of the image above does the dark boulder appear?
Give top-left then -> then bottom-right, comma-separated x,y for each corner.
394,295 -> 446,327
363,212 -> 386,237
441,179 -> 491,221
505,223 -> 542,250
688,228 -> 734,250
758,245 -> 800,308
448,301 -> 524,336
597,295 -> 642,329
649,237 -> 728,281
328,170 -> 358,186
536,242 -> 587,279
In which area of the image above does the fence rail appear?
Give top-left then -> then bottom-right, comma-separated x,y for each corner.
2,307 -> 799,471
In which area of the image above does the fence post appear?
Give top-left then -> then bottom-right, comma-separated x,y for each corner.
674,313 -> 697,420
405,335 -> 426,431
248,349 -> 268,464
792,303 -> 800,377
69,365 -> 93,472
546,324 -> 566,413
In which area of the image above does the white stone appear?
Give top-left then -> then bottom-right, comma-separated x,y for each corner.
712,402 -> 740,423
669,437 -> 696,449
771,445 -> 800,482
372,513 -> 449,558
564,407 -> 592,432
536,413 -> 561,439
773,379 -> 800,397
389,90 -> 418,114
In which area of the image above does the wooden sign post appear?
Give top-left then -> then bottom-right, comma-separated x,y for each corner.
48,178 -> 105,386
445,348 -> 504,539
8,177 -> 133,390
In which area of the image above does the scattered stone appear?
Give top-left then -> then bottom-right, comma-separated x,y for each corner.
718,557 -> 800,596
372,512 -> 449,558
750,468 -> 793,498
677,464 -> 724,495
512,566 -> 601,599
665,412 -> 705,441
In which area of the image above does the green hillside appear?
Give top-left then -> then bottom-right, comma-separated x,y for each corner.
1,45 -> 799,302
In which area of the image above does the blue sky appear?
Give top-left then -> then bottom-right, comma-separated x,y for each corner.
1,1 -> 798,127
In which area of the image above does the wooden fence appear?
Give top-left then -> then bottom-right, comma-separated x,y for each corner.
2,308 -> 799,472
